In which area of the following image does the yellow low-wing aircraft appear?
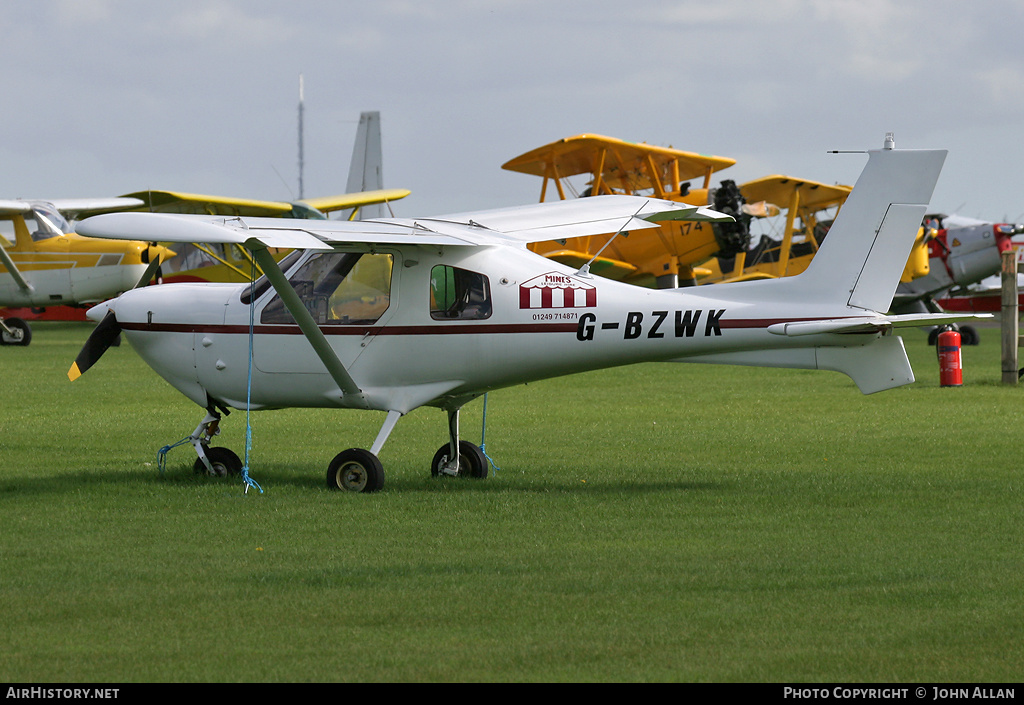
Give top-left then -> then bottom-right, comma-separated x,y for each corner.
502,134 -> 933,290
0,198 -> 173,345
502,134 -> 737,287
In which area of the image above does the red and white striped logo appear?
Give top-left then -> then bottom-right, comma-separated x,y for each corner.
519,272 -> 596,309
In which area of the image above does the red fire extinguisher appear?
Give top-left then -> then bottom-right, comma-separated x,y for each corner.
937,328 -> 963,387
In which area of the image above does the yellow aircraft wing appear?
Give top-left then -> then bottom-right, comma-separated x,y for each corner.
105,191 -> 296,217
74,188 -> 411,219
502,134 -> 736,198
300,188 -> 411,215
739,176 -> 851,212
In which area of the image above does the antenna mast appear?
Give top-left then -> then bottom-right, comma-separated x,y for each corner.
298,74 -> 305,200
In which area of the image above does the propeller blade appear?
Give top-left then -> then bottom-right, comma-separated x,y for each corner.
68,310 -> 122,381
134,255 -> 162,289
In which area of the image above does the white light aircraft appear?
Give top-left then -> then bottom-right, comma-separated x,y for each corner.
70,138 -> 986,491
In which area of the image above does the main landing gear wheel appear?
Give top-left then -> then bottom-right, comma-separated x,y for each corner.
0,318 -> 31,346
193,446 -> 243,476
431,440 -> 488,479
327,448 -> 385,493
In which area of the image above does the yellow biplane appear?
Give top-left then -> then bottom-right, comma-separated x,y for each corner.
699,176 -> 851,283
502,134 -> 737,287
698,175 -> 930,285
502,134 -> 931,289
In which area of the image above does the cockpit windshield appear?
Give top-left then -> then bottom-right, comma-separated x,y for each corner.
28,204 -> 71,241
260,251 -> 394,325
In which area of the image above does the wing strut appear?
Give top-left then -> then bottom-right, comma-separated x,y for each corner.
249,245 -> 367,406
0,244 -> 33,293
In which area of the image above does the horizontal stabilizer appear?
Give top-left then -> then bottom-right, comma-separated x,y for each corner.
682,335 -> 916,394
768,312 -> 992,337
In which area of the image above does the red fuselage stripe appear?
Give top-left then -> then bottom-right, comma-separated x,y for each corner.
117,317 -> 828,336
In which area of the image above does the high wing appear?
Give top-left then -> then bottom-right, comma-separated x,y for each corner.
76,195 -> 733,250
0,199 -> 35,216
69,188 -> 410,220
0,198 -> 147,219
300,189 -> 411,216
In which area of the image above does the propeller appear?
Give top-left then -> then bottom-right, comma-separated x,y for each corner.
140,243 -> 173,286
68,245 -> 171,381
68,310 -> 122,381
135,252 -> 163,289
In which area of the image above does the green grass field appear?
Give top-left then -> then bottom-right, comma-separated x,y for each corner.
1,322 -> 1021,682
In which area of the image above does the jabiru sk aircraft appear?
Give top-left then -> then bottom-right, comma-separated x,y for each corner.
0,198 -> 172,345
69,138 -> 987,492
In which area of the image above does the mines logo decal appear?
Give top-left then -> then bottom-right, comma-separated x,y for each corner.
519,272 -> 596,309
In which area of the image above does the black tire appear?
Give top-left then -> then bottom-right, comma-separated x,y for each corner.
431,440 -> 488,479
0,318 -> 31,346
193,446 -> 243,476
959,325 -> 979,346
326,448 -> 385,493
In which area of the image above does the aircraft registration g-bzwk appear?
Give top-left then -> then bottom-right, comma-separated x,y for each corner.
70,138 -> 987,492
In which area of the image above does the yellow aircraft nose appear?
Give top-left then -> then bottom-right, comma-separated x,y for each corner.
146,242 -> 176,264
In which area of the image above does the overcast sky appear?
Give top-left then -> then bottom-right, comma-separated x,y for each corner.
2,0 -> 1023,222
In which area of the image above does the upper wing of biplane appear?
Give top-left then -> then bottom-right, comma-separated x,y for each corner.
739,176 -> 852,213
77,195 -> 733,251
502,134 -> 736,200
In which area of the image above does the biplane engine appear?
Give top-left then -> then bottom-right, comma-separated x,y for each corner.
709,180 -> 753,256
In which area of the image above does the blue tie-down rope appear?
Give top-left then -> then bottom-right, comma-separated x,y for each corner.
480,393 -> 501,473
157,437 -> 191,474
241,257 -> 263,495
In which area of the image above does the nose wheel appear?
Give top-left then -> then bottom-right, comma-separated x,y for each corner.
193,446 -> 243,476
431,440 -> 488,478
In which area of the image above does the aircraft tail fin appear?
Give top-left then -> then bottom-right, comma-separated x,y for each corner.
793,140 -> 947,313
684,140 -> 991,394
342,111 -> 385,220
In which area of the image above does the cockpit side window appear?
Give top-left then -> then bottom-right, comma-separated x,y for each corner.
260,251 -> 394,325
429,265 -> 491,320
0,217 -> 16,247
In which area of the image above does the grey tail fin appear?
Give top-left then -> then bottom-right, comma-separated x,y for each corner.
342,111 -> 385,220
794,143 -> 947,313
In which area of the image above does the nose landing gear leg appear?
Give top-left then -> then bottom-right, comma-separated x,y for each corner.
431,406 -> 488,479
